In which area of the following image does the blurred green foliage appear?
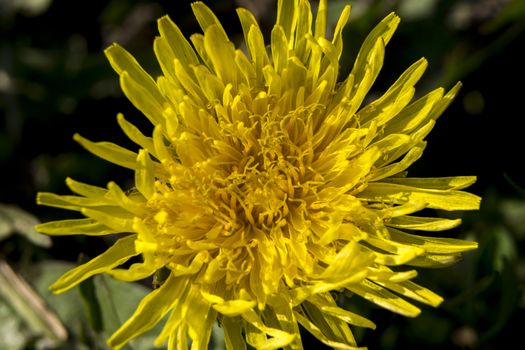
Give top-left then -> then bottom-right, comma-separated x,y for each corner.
1,0 -> 524,349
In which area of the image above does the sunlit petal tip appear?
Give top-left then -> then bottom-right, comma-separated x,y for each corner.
72,132 -> 82,143
103,42 -> 120,56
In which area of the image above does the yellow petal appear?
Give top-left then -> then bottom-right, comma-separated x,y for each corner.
364,235 -> 425,265
107,261 -> 161,282
236,7 -> 258,41
388,227 -> 478,254
328,147 -> 381,190
319,305 -> 376,329
106,182 -> 146,216
36,192 -> 107,211
386,215 -> 462,231
152,125 -> 174,166
168,324 -> 189,350
367,143 -> 425,181
192,64 -> 225,103
35,218 -> 116,236
204,25 -> 237,86
294,0 -> 313,60
382,176 -> 477,190
248,336 -> 297,350
382,87 -> 444,135
314,0 -> 327,39
331,4 -> 351,57
347,279 -> 421,317
307,293 -> 376,329
190,33 -> 212,70
108,274 -> 190,349
116,114 -> 155,156
135,150 -> 155,199
236,9 -> 268,84
290,270 -> 368,306
375,279 -> 443,307
408,253 -> 463,268
245,322 -> 268,349
320,241 -> 370,281
345,13 -> 399,112
265,294 -> 302,346
105,43 -> 165,111
185,286 -> 217,349
157,15 -> 199,67
119,71 -> 166,126
428,81 -> 462,121
213,299 -> 257,317
73,133 -> 137,170
154,35 -> 178,79
369,133 -> 411,160
154,285 -> 191,346
359,182 -> 481,210
379,200 -> 427,218
263,65 -> 282,97
358,57 -> 427,125
306,78 -> 329,106
367,266 -> 417,283
302,299 -> 357,345
235,49 -> 258,89
294,310 -> 364,350
81,207 -> 134,232
50,234 -> 138,293
173,58 -> 206,106
276,0 -> 299,49
66,177 -> 107,197
241,309 -> 296,349
191,1 -> 228,38
169,252 -> 208,277
271,25 -> 288,74
222,316 -> 247,350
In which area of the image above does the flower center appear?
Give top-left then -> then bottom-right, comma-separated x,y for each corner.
203,103 -> 328,234
142,97 -> 348,289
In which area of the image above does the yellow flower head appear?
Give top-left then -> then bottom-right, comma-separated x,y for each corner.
37,1 -> 480,349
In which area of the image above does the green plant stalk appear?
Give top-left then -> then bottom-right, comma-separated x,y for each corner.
0,259 -> 67,344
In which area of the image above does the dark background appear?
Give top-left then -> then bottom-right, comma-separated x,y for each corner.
1,0 -> 524,349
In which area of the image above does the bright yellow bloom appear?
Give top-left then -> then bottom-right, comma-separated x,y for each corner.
36,1 -> 480,349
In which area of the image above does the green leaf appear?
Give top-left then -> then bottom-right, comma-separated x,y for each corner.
0,211 -> 12,240
27,261 -> 85,334
78,275 -> 104,333
95,274 -> 167,350
0,300 -> 28,350
210,322 -> 226,350
0,260 -> 67,346
31,261 -> 167,349
500,199 -> 525,236
480,259 -> 520,342
0,204 -> 52,247
491,226 -> 517,272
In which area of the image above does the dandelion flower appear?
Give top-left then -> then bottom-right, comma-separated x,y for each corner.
36,1 -> 481,349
